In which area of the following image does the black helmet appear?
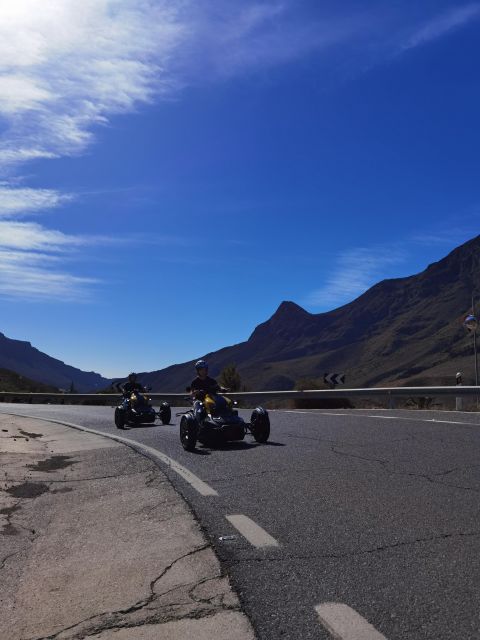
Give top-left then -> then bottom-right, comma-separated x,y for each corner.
195,359 -> 207,370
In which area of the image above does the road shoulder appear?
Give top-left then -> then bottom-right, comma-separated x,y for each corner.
0,414 -> 255,640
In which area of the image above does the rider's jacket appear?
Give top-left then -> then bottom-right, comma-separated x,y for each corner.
190,376 -> 220,396
119,381 -> 145,395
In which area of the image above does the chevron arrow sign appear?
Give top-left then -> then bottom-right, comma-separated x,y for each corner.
324,373 -> 345,385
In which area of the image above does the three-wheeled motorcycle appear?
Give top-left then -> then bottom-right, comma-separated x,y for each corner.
114,390 -> 171,429
178,390 -> 270,451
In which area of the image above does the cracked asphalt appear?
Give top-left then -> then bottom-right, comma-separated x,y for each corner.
2,405 -> 480,639
0,415 -> 254,640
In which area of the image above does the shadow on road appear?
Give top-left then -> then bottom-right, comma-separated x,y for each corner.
122,422 -> 174,430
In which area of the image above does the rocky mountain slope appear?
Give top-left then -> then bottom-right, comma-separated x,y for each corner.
3,235 -> 478,393
0,368 -> 59,393
0,369 -> 58,393
139,235 -> 480,391
0,333 -> 110,392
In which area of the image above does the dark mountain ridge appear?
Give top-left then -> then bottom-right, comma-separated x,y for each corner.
139,235 -> 480,391
0,332 -> 110,392
2,235 -> 478,393
0,368 -> 59,393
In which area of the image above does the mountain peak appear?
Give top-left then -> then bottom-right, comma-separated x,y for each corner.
271,301 -> 309,319
247,300 -> 311,343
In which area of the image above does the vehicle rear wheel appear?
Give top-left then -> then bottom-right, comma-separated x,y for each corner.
180,414 -> 197,451
114,407 -> 126,429
159,402 -> 171,425
250,408 -> 270,443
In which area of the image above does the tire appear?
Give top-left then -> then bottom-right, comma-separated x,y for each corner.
180,414 -> 197,451
250,408 -> 270,443
114,407 -> 126,429
159,402 -> 171,425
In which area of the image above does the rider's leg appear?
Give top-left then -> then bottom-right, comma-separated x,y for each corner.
193,400 -> 206,422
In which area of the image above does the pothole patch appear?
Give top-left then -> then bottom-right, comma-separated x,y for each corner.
6,482 -> 50,499
26,455 -> 76,473
19,429 -> 43,439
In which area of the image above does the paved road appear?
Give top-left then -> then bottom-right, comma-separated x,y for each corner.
2,403 -> 480,640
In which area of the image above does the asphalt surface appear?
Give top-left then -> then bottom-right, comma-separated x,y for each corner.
2,403 -> 480,640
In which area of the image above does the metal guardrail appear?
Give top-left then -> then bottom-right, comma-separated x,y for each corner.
0,386 -> 478,408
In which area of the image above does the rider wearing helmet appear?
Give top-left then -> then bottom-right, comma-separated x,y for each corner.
190,360 -> 227,421
115,373 -> 147,413
116,372 -> 146,396
190,360 -> 226,397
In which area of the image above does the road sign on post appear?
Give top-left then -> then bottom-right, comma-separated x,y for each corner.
324,373 -> 345,386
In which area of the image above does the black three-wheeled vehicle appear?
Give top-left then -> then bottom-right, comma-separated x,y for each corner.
114,391 -> 171,429
179,390 -> 270,451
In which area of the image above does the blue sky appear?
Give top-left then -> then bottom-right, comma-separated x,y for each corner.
1,1 -> 480,377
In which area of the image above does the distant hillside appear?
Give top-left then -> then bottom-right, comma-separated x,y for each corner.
0,333 -> 111,392
0,368 -> 59,393
138,234 -> 480,391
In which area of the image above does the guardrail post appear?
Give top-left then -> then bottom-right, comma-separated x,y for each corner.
455,373 -> 463,411
388,392 -> 395,410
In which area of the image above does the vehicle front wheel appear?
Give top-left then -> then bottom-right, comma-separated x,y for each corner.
250,408 -> 270,443
114,407 -> 126,429
159,402 -> 171,425
180,414 -> 197,451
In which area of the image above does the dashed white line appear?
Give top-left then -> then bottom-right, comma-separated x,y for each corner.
425,418 -> 472,425
315,603 -> 388,640
281,409 -> 479,426
226,514 -> 280,548
0,411 -> 218,497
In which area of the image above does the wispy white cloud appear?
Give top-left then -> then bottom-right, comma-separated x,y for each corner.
0,0 -> 189,299
1,2 -> 477,301
0,1 -> 374,174
0,221 -> 81,251
400,4 -> 480,52
0,187 -> 70,216
0,219 -> 98,300
183,3 -> 369,80
0,1 -> 369,301
306,246 -> 407,310
0,1 -> 186,169
0,248 -> 97,301
2,2 -> 476,173
411,229 -> 476,246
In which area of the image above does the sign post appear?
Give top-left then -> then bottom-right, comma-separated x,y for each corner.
464,299 -> 479,408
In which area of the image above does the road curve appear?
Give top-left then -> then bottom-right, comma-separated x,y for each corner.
2,403 -> 480,640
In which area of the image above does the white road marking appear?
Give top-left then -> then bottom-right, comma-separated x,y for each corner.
425,418 -> 471,425
280,409 -> 478,426
0,411 -> 218,497
323,412 -> 360,417
315,603 -> 388,640
226,514 -> 280,548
